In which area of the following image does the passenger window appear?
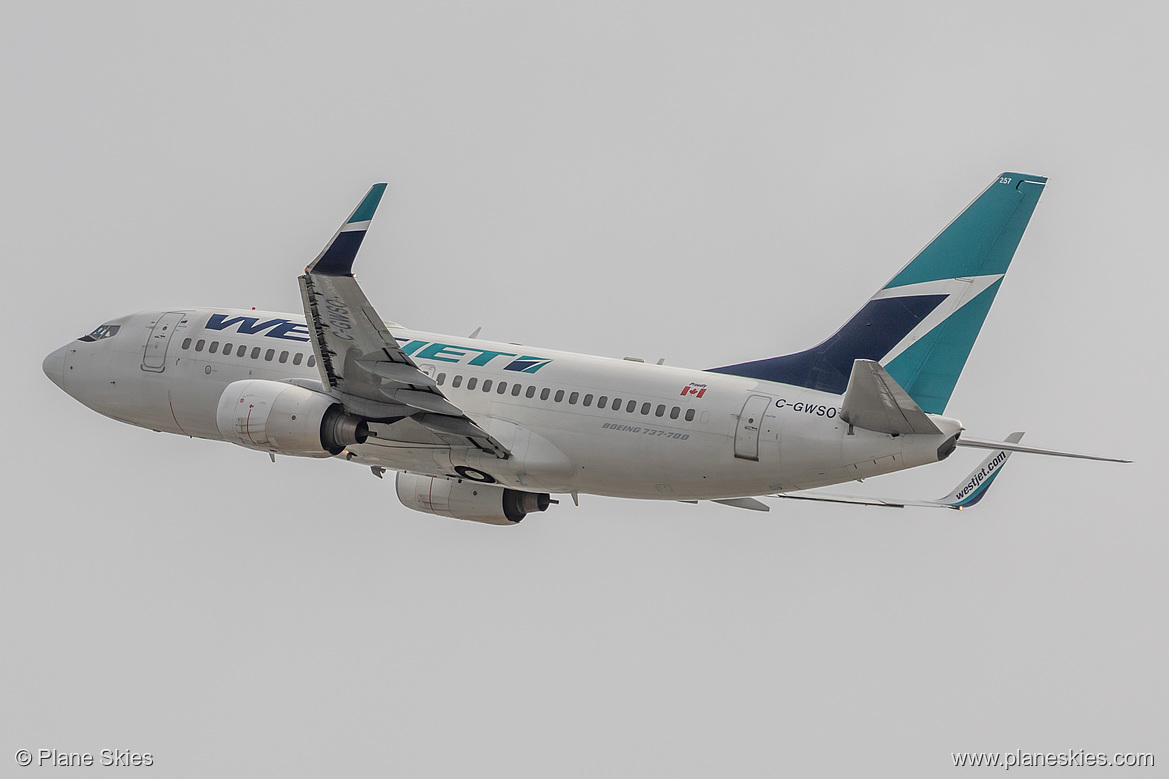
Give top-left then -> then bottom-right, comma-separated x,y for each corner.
511,384 -> 522,397
685,409 -> 695,422
583,394 -> 593,407
182,338 -> 192,350
467,377 -> 477,390
525,386 -> 536,398
598,395 -> 608,408
293,353 -> 303,365
655,404 -> 665,417
496,381 -> 507,394
436,373 -> 446,386
612,397 -> 622,410
670,406 -> 680,419
279,351 -> 289,363
251,347 -> 261,359
223,342 -> 233,355
209,342 -> 219,354
554,390 -> 565,402
482,379 -> 493,392
626,400 -> 637,413
307,355 -> 316,367
195,339 -> 205,352
237,345 -> 246,357
540,388 -> 550,401
640,402 -> 650,415
452,375 -> 463,388
265,349 -> 275,361
569,391 -> 579,405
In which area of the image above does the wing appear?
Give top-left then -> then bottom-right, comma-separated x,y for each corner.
298,184 -> 510,459
770,433 -> 1026,511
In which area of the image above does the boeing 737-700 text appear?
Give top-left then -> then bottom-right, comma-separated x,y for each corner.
43,174 -> 1128,524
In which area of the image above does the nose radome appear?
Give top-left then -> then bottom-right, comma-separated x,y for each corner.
42,344 -> 67,390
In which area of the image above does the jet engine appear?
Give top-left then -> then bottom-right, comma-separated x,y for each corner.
395,472 -> 551,525
215,379 -> 368,457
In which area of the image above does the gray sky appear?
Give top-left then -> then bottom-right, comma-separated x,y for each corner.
3,2 -> 1165,776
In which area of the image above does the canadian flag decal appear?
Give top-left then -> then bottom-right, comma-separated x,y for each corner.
680,382 -> 707,398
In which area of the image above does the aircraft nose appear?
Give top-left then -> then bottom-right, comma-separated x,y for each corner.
42,344 -> 68,390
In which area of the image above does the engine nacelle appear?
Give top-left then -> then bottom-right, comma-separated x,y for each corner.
395,472 -> 551,525
216,379 -> 368,457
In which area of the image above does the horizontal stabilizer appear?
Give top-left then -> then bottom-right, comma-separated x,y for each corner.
773,493 -> 916,509
840,360 -> 941,435
770,432 -> 1024,510
712,497 -> 771,512
957,436 -> 1131,463
937,431 -> 1022,507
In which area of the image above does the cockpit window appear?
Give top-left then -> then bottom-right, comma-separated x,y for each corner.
78,324 -> 121,343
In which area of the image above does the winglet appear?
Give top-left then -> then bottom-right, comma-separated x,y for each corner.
306,183 -> 388,276
938,432 -> 1023,509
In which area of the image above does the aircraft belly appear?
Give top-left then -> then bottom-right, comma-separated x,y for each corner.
343,441 -> 456,476
552,424 -> 767,500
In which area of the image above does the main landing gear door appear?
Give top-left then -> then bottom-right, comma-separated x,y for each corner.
734,394 -> 772,461
141,312 -> 186,372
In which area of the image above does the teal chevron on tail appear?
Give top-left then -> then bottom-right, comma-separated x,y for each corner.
708,173 -> 1047,414
881,174 -> 1047,412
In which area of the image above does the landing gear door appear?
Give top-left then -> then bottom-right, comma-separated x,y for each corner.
141,311 -> 186,372
734,394 -> 772,461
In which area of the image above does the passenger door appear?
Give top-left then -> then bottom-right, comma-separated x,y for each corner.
141,311 -> 186,372
734,394 -> 773,461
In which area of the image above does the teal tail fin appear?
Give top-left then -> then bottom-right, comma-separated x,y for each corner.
708,173 -> 1047,414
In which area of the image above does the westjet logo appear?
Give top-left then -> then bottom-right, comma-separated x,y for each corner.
205,314 -> 311,342
396,338 -> 553,373
203,314 -> 553,373
954,450 -> 1008,500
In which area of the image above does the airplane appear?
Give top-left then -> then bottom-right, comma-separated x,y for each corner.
42,173 -> 1129,525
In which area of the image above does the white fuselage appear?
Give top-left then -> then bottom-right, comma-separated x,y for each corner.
44,308 -> 961,500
